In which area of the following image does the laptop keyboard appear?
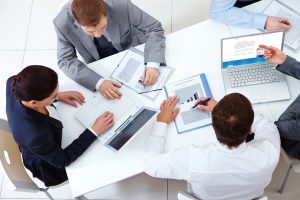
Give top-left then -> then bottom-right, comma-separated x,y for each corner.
228,63 -> 280,88
106,95 -> 135,122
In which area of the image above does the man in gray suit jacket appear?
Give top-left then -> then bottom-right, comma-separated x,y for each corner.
260,44 -> 300,159
53,0 -> 165,99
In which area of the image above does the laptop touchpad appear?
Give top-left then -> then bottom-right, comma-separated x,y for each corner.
250,87 -> 265,101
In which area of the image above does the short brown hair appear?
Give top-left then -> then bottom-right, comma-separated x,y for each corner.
72,0 -> 107,27
212,93 -> 254,149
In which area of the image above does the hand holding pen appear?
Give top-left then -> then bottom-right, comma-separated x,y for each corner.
192,97 -> 217,112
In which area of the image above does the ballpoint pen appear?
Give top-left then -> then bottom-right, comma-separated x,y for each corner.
191,97 -> 211,109
138,88 -> 162,94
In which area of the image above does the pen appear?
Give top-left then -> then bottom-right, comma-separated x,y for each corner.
191,97 -> 211,109
138,89 -> 162,94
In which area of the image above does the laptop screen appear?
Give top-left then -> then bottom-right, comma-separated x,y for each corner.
221,31 -> 284,68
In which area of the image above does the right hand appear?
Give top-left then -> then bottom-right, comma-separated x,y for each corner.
91,111 -> 114,136
157,96 -> 180,124
265,16 -> 291,31
99,80 -> 122,100
259,44 -> 287,65
195,97 -> 218,112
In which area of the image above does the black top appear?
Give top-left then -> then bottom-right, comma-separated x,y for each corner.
5,77 -> 97,186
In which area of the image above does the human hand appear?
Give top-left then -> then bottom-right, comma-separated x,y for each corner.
195,97 -> 217,112
265,16 -> 291,31
143,67 -> 159,85
157,96 -> 180,124
91,111 -> 114,136
259,44 -> 287,65
99,80 -> 122,99
57,91 -> 85,107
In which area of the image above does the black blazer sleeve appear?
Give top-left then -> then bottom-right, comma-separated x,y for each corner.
26,127 -> 97,169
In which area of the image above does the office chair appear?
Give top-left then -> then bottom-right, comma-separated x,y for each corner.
278,148 -> 300,193
0,118 -> 88,200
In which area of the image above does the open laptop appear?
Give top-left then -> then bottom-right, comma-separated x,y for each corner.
221,31 -> 290,104
75,87 -> 157,151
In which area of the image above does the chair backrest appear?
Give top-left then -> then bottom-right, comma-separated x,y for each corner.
0,118 -> 39,192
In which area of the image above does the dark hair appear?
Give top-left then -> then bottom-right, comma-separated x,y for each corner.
72,0 -> 107,27
11,65 -> 58,101
212,93 -> 254,149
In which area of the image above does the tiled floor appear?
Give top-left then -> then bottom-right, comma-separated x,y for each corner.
1,0 -> 300,199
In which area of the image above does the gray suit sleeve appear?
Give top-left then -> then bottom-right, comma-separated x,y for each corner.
275,94 -> 300,141
54,24 -> 101,91
126,0 -> 166,65
276,56 -> 300,80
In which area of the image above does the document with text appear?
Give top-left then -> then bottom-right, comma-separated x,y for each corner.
263,0 -> 300,52
111,48 -> 174,100
164,73 -> 212,134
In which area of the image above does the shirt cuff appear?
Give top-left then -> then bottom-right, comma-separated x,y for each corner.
89,128 -> 98,137
253,13 -> 268,30
95,78 -> 105,91
146,62 -> 160,69
152,121 -> 168,137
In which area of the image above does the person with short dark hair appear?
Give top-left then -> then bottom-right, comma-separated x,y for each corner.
209,0 -> 291,31
144,94 -> 280,200
6,65 -> 114,186
54,0 -> 165,100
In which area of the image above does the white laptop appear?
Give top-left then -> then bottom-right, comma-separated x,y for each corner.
75,87 -> 157,151
221,31 -> 290,104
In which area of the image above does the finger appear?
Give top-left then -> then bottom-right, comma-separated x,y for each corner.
112,87 -> 122,98
109,89 -> 121,99
76,92 -> 85,103
148,76 -> 154,85
195,97 -> 207,104
105,91 -> 114,99
160,100 -> 167,110
65,99 -> 77,107
173,107 -> 180,118
170,96 -> 179,108
112,81 -> 122,88
197,105 -> 208,111
167,96 -> 177,106
279,22 -> 290,30
72,93 -> 84,105
144,73 -> 150,85
100,111 -> 110,119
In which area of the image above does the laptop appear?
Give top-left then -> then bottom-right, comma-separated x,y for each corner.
75,87 -> 157,151
221,31 -> 290,104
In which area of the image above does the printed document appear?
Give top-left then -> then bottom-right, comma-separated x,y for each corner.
111,48 -> 174,100
263,0 -> 300,52
164,73 -> 212,134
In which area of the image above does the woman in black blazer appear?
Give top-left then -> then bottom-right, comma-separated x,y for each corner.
6,65 -> 114,186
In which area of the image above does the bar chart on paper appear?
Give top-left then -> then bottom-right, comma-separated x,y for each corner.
164,73 -> 212,134
175,83 -> 204,104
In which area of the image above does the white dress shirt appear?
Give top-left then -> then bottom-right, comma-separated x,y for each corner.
144,113 -> 280,200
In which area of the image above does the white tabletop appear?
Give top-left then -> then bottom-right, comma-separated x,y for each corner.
56,0 -> 300,197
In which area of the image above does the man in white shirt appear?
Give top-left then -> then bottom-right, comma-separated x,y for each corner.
144,93 -> 280,200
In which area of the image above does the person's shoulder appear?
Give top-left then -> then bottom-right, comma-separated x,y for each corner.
105,0 -> 132,15
53,3 -> 73,28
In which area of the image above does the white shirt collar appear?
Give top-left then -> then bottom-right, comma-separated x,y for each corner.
216,142 -> 247,154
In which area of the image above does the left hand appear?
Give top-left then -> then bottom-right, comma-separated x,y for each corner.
57,91 -> 85,107
157,96 -> 180,124
265,16 -> 291,31
143,67 -> 159,85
